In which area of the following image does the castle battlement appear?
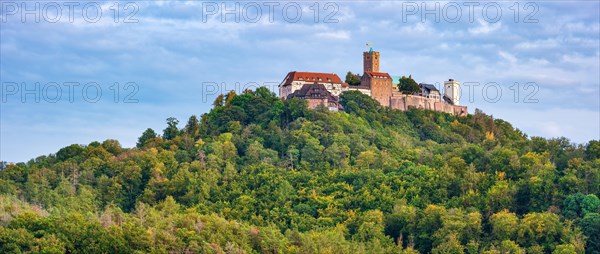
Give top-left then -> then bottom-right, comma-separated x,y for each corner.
279,49 -> 468,116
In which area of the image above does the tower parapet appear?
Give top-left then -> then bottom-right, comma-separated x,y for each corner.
444,79 -> 460,105
363,51 -> 380,73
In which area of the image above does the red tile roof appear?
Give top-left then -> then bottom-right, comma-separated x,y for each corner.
282,71 -> 343,85
364,71 -> 392,79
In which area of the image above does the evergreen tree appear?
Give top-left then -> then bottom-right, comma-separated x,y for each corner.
184,115 -> 200,137
162,117 -> 180,140
345,71 -> 361,86
398,75 -> 420,95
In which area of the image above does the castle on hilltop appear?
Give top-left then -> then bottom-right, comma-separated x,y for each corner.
279,49 -> 467,116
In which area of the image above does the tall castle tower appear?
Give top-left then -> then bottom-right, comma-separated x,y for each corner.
363,51 -> 380,73
361,49 -> 392,106
444,79 -> 460,105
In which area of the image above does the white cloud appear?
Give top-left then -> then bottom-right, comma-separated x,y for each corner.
498,51 -> 517,64
1,1 -> 599,162
468,19 -> 502,35
316,30 -> 350,40
515,38 -> 560,50
561,22 -> 600,34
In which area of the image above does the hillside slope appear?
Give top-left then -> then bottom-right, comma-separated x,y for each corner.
1,88 -> 599,253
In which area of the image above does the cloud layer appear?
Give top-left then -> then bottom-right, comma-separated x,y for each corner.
1,1 -> 599,162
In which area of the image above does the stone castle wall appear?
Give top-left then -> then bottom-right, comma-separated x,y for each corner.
389,94 -> 467,117
306,98 -> 329,109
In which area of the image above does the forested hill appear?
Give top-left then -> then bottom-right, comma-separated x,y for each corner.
1,88 -> 599,254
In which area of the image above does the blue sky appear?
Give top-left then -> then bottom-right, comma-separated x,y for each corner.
1,1 -> 599,163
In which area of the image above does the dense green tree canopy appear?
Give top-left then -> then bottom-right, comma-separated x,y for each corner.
345,71 -> 362,86
137,128 -> 158,148
0,87 -> 598,253
398,75 -> 420,95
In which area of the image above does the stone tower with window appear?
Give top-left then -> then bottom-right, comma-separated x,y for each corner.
363,51 -> 380,73
361,51 -> 391,106
444,79 -> 461,105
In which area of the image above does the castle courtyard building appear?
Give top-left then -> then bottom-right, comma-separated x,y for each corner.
286,83 -> 342,111
279,49 -> 467,116
419,83 -> 441,101
279,71 -> 343,100
362,71 -> 393,107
